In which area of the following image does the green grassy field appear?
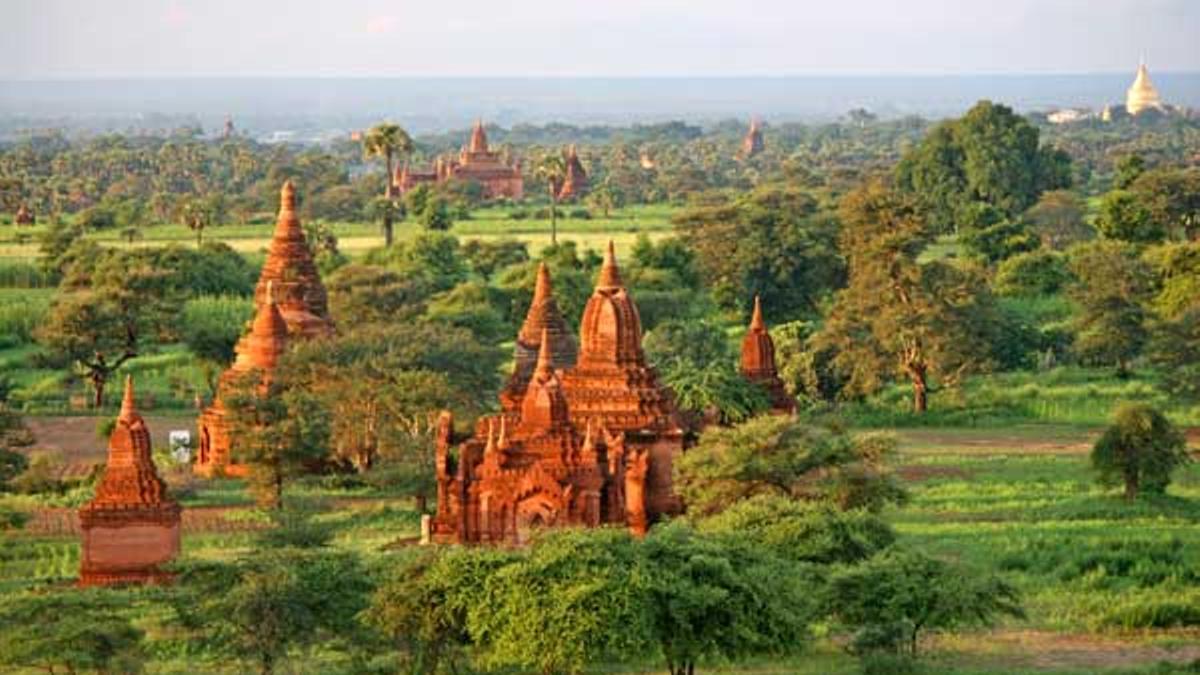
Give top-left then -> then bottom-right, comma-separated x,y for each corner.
2,426 -> 1198,673
0,203 -> 678,259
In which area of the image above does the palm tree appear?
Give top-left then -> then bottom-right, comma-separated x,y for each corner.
362,122 -> 414,247
536,153 -> 567,245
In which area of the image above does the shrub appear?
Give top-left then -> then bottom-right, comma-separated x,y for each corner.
567,207 -> 591,219
994,250 -> 1070,297
1091,403 -> 1190,499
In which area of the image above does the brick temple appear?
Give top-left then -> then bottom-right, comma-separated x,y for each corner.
739,118 -> 765,159
396,119 -> 524,200
195,181 -> 334,476
432,244 -> 685,543
557,145 -> 589,201
741,295 -> 796,414
79,376 -> 181,586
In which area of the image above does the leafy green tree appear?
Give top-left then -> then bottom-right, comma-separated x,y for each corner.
535,153 -> 567,244
365,547 -> 519,675
1021,189 -> 1093,250
639,523 -> 816,675
1149,309 -> 1200,401
896,100 -> 1070,232
180,295 -> 255,393
1091,403 -> 1190,500
585,177 -> 624,217
363,122 -> 414,246
223,369 -> 330,508
461,238 -> 529,280
675,183 -> 844,319
1095,190 -> 1163,243
0,589 -> 145,673
470,528 -> 654,674
827,548 -> 1024,657
364,232 -> 469,294
1130,167 -> 1200,241
676,415 -> 905,517
1067,240 -> 1154,375
180,193 -> 225,247
1114,154 -> 1146,189
816,181 -> 1001,412
326,264 -> 433,325
173,548 -> 374,675
425,280 -> 510,343
698,494 -> 895,565
993,250 -> 1070,297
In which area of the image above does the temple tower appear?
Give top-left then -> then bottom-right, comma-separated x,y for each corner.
79,376 -> 181,586
195,181 -> 333,477
500,263 -> 578,411
739,118 -> 765,159
740,295 -> 796,414
558,145 -> 589,201
1126,61 -> 1165,116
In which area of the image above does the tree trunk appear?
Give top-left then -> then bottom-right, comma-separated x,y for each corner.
1124,472 -> 1139,500
384,150 -> 395,247
909,367 -> 928,414
92,372 -> 106,409
196,227 -> 203,248
415,492 -> 428,514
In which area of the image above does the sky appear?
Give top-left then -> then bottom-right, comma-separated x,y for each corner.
3,0 -> 1199,79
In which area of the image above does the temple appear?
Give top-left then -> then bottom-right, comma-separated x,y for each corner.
1126,62 -> 1165,116
557,145 -> 589,200
396,120 -> 523,200
14,204 -> 34,225
432,243 -> 684,544
195,181 -> 334,477
740,296 -> 796,414
79,376 -> 181,586
739,118 -> 765,159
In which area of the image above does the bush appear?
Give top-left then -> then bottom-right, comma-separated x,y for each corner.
508,209 -> 529,220
1099,595 -> 1200,629
1091,403 -> 1190,499
0,293 -> 51,349
994,250 -> 1070,297
567,207 -> 591,219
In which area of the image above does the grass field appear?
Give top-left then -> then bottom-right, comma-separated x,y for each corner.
0,203 -> 678,259
2,424 -> 1198,673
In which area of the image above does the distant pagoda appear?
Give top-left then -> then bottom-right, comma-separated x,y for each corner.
557,145 -> 589,201
195,181 -> 334,477
79,376 -> 181,586
739,118 -> 765,159
739,296 -> 796,414
396,119 -> 524,200
1126,61 -> 1165,116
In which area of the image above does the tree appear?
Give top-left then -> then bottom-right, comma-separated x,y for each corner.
1095,189 -> 1163,243
180,295 -> 255,393
0,589 -> 145,674
639,523 -> 816,675
698,494 -> 895,565
363,122 -> 414,247
1130,167 -> 1200,241
895,100 -> 1070,232
36,256 -> 175,408
675,183 -> 845,319
535,153 -> 567,245
222,369 -> 330,508
1114,154 -> 1146,189
1067,240 -> 1154,375
1091,403 -> 1190,500
816,181 -> 1000,412
469,529 -> 654,674
585,178 -> 624,217
1021,189 -> 1092,250
676,415 -> 905,517
172,548 -> 374,675
828,548 -> 1024,657
326,264 -> 433,325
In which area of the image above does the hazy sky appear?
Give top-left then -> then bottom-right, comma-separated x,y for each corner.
4,0 -> 1199,79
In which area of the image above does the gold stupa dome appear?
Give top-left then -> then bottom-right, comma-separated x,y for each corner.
1126,62 -> 1164,116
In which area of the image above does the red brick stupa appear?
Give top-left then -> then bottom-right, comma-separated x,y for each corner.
79,376 -> 181,586
195,181 -> 334,476
432,243 -> 683,543
739,118 -> 765,159
557,145 -> 589,201
740,295 -> 796,413
14,203 -> 34,226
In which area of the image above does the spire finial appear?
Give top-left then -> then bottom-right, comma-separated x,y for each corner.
497,415 -> 509,449
534,327 -> 554,379
750,295 -> 765,332
597,240 -> 623,288
533,262 -> 552,304
484,419 -> 496,455
280,180 -> 296,213
119,374 -> 136,421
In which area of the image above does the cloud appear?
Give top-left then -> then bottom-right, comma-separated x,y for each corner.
365,14 -> 397,35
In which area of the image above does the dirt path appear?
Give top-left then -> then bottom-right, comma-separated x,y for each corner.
933,629 -> 1200,670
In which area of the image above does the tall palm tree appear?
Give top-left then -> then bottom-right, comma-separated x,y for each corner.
536,153 -> 567,245
363,122 -> 414,247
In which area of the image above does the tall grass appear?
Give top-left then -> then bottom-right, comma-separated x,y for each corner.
0,288 -> 53,348
0,259 -> 53,288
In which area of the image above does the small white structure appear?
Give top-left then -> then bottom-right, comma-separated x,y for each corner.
168,430 -> 192,464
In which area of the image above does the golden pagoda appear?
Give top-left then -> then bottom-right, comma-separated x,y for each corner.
1126,61 -> 1164,116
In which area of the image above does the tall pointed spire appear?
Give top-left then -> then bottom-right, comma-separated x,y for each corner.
119,374 -> 137,422
533,262 -> 552,305
274,180 -> 301,239
483,419 -> 496,456
470,119 -> 488,153
597,241 -> 623,289
534,327 -> 555,379
504,263 -> 578,412
750,295 -> 765,332
497,415 -> 509,450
